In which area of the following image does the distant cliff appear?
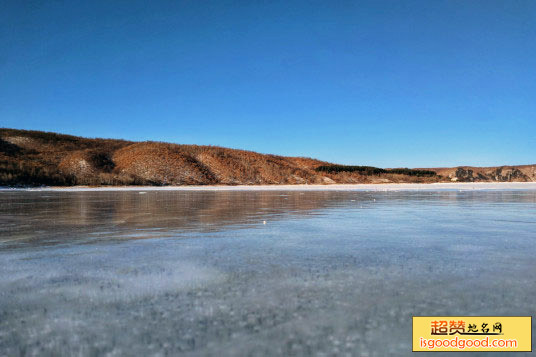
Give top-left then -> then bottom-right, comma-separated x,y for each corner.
1,128 -> 534,186
432,165 -> 536,183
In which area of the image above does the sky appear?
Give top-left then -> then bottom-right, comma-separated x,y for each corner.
1,0 -> 535,167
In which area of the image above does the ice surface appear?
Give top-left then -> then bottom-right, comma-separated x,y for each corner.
0,190 -> 535,356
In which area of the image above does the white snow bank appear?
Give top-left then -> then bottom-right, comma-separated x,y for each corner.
3,182 -> 536,192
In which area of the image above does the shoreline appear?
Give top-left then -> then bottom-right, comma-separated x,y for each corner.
2,182 -> 536,192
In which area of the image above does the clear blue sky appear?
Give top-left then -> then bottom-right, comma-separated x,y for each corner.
1,0 -> 535,167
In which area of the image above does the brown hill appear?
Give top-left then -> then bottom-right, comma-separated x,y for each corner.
0,128 -> 534,186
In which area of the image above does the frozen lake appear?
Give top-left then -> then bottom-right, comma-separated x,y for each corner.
1,189 -> 535,356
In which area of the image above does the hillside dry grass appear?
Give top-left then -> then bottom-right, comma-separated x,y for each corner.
1,128 -> 535,186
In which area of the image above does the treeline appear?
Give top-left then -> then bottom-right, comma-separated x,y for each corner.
316,165 -> 384,175
0,159 -> 158,187
0,160 -> 76,186
315,165 -> 437,177
387,168 -> 437,177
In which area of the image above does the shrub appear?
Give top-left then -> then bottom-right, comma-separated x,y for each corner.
315,165 -> 437,177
